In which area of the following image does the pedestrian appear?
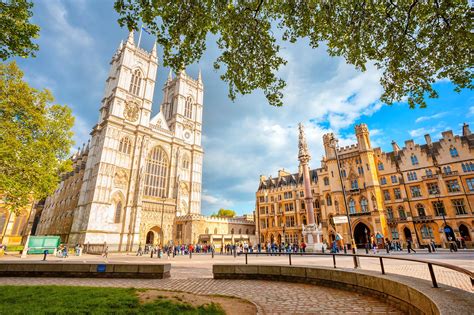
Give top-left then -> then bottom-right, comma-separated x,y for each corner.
407,240 -> 416,253
430,240 -> 436,252
102,246 -> 109,259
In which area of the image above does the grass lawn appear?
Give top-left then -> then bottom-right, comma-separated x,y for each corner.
0,285 -> 225,314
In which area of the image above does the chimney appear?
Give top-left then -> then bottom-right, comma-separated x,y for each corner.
463,123 -> 471,136
424,134 -> 432,146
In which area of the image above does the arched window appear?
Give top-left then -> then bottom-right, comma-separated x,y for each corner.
185,97 -> 193,119
323,177 -> 329,185
349,199 -> 356,214
326,194 -> 332,206
378,162 -> 384,170
386,207 -> 393,219
119,137 -> 131,154
380,177 -> 387,185
411,154 -> 419,165
182,156 -> 190,169
334,200 -> 339,213
129,69 -> 142,96
449,147 -> 458,157
360,198 -> 369,212
144,146 -> 169,197
239,228 -> 242,234
443,166 -> 452,174
114,201 -> 122,223
416,204 -> 426,217
421,225 -> 434,239
398,206 -> 406,219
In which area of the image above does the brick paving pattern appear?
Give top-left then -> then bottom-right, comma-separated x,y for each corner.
0,277 -> 403,314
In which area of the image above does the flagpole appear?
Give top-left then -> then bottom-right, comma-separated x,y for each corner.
137,23 -> 143,48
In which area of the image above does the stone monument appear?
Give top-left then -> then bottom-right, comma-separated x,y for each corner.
298,123 -> 325,252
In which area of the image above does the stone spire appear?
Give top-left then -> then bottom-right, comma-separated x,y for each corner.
198,68 -> 202,83
151,41 -> 157,57
118,40 -> 123,51
298,123 -> 311,163
167,69 -> 173,82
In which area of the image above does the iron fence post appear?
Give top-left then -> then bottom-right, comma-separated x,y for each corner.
333,254 -> 336,268
379,257 -> 385,274
245,253 -> 248,265
428,263 -> 438,288
289,253 -> 292,266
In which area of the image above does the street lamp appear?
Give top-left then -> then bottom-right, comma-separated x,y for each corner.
329,136 -> 359,267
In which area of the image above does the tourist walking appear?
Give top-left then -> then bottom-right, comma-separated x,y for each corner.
407,240 -> 416,253
102,246 -> 109,259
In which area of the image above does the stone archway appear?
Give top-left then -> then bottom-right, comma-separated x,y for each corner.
146,226 -> 163,245
459,224 -> 471,241
403,227 -> 412,242
444,224 -> 455,241
353,222 -> 370,248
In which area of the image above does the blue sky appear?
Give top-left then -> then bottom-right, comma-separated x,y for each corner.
15,1 -> 473,215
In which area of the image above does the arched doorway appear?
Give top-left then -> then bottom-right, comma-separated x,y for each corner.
459,224 -> 471,241
270,234 -> 275,244
403,227 -> 412,242
444,225 -> 455,241
146,226 -> 163,245
277,234 -> 282,244
353,222 -> 370,248
146,231 -> 154,245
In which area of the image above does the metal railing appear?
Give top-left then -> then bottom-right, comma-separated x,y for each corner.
237,252 -> 474,289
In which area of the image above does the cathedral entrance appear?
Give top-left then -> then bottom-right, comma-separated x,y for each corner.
145,226 -> 162,245
353,223 -> 370,248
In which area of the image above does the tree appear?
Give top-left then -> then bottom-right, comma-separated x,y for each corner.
115,1 -> 472,108
211,209 -> 236,218
0,0 -> 40,60
0,62 -> 74,214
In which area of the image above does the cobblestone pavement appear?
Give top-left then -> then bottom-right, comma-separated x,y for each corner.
3,251 -> 472,292
0,277 -> 403,314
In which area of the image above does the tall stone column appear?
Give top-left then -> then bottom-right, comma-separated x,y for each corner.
298,123 -> 324,251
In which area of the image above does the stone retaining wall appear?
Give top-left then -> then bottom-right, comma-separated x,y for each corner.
213,264 -> 473,315
0,263 -> 171,279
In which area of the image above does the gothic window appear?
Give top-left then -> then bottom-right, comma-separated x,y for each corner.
129,69 -> 142,96
391,227 -> 399,239
421,225 -> 434,239
452,199 -> 467,215
360,198 -> 369,212
323,177 -> 329,185
380,177 -> 387,185
410,154 -> 419,165
182,156 -> 190,169
391,175 -> 398,183
351,179 -> 359,190
425,169 -> 433,177
326,194 -> 332,206
416,204 -> 426,217
383,189 -> 391,201
398,206 -> 406,219
378,162 -> 384,171
432,201 -> 445,216
185,96 -> 193,119
214,228 -> 218,234
349,199 -> 356,214
449,147 -> 459,157
386,207 -> 393,219
443,166 -> 452,174
119,137 -> 132,154
144,146 -> 169,198
114,201 -> 122,223
466,178 -> 474,191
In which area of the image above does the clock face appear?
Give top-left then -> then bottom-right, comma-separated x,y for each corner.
184,131 -> 191,139
124,102 -> 139,122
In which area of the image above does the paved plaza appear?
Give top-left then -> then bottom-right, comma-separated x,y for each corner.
0,251 -> 472,314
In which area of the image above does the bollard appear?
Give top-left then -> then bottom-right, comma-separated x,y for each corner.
428,245 -> 432,253
289,253 -> 292,266
321,246 -> 325,254
234,249 -> 237,258
190,251 -> 192,259
386,246 -> 389,254
212,249 -> 214,259
365,245 -> 369,254
343,246 -> 347,254
151,251 -> 154,258
43,250 -> 48,261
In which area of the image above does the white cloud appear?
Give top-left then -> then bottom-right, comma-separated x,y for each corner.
415,112 -> 447,123
468,106 -> 474,117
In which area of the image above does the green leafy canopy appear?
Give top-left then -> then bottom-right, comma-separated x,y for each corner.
0,0 -> 40,60
0,62 -> 74,213
211,209 -> 236,218
115,0 -> 473,108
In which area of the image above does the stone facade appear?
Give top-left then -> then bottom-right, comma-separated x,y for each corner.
175,214 -> 256,249
36,32 -> 205,251
0,197 -> 39,246
256,123 -> 474,248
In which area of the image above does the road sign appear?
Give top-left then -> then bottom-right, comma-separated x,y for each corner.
333,216 -> 349,224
